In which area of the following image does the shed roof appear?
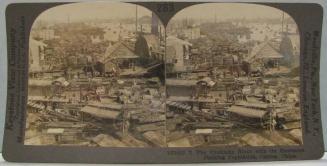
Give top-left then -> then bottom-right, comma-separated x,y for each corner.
80,106 -> 121,119
246,41 -> 283,62
228,106 -> 268,118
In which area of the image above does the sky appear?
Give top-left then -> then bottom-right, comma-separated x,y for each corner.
35,2 -> 294,25
36,2 -> 152,23
171,3 -> 292,21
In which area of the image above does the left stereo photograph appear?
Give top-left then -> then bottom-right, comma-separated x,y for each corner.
26,2 -> 166,147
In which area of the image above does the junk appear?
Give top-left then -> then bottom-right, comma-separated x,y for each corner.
199,77 -> 216,87
289,129 -> 303,144
167,135 -> 205,147
24,136 -> 45,145
96,86 -> 106,95
27,101 -> 46,111
28,96 -> 70,103
47,128 -> 65,134
143,131 -> 165,147
47,129 -> 82,143
80,105 -> 121,119
166,79 -> 199,87
135,122 -> 165,132
242,86 -> 252,95
92,134 -> 128,147
117,79 -> 125,84
29,79 -> 53,87
166,101 -> 192,111
182,122 -> 233,131
235,101 -> 268,110
53,77 -> 70,87
143,95 -> 153,100
287,94 -> 299,103
241,133 -> 275,146
25,133 -> 63,145
228,106 -> 268,119
206,132 -> 229,144
88,102 -> 123,110
195,129 -> 213,134
262,131 -> 297,146
282,121 -> 301,130
131,112 -> 165,123
117,133 -> 148,147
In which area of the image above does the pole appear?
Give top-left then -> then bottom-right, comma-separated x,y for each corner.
135,5 -> 138,35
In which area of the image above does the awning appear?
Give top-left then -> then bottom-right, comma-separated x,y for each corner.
228,106 -> 268,118
80,106 -> 121,119
166,79 -> 198,86
195,129 -> 213,134
88,102 -> 123,110
111,55 -> 139,59
235,101 -> 268,109
47,128 -> 65,134
29,79 -> 53,86
167,96 -> 216,103
28,96 -> 70,103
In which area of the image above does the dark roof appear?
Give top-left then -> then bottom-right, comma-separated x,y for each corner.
102,41 -> 138,63
246,41 -> 283,62
142,34 -> 160,49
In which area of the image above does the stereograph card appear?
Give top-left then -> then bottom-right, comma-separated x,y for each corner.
1,0 -> 325,163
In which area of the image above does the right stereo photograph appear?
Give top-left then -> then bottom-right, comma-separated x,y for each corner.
165,3 -> 301,147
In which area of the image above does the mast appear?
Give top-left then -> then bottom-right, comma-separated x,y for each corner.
135,5 -> 138,35
281,12 -> 285,35
215,12 -> 217,24
67,13 -> 70,24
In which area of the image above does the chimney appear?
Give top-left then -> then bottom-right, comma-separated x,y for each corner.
151,12 -> 159,36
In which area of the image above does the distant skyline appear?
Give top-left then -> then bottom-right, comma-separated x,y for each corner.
36,2 -> 152,23
171,3 -> 292,22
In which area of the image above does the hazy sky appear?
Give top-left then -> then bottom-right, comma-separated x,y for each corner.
36,2 -> 152,23
36,2 -> 293,24
171,3 -> 290,21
